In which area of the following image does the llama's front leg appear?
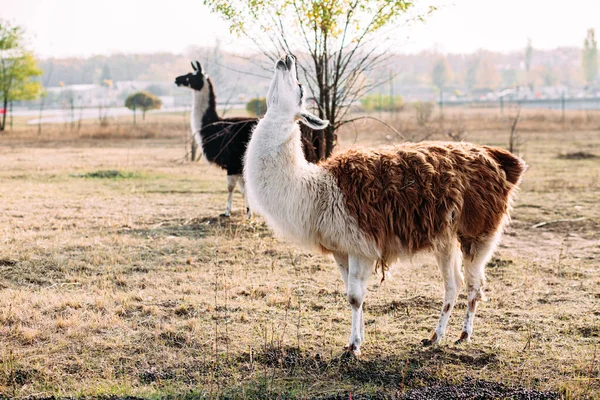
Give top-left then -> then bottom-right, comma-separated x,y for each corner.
346,255 -> 373,356
334,252 -> 363,346
221,175 -> 238,217
237,177 -> 252,219
456,235 -> 497,344
333,252 -> 349,289
423,240 -> 463,346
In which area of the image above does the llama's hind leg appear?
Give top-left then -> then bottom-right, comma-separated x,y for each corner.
456,234 -> 499,344
221,175 -> 239,217
423,239 -> 464,346
237,177 -> 252,219
346,255 -> 373,356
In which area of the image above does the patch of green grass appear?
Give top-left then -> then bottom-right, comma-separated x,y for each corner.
71,170 -> 144,179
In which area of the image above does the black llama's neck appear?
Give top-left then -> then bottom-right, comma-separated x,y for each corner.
201,78 -> 220,127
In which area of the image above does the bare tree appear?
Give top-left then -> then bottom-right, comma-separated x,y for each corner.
524,38 -> 533,90
508,106 -> 521,154
204,0 -> 433,159
583,28 -> 598,85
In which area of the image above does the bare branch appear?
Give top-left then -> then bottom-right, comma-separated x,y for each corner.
336,116 -> 404,140
211,59 -> 272,80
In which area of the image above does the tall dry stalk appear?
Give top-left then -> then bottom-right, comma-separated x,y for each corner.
509,106 -> 521,154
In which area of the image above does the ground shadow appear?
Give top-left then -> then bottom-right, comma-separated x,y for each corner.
225,345 -> 561,399
119,215 -> 237,240
119,214 -> 272,241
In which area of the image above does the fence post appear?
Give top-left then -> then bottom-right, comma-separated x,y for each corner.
439,90 -> 444,121
256,94 -> 260,116
70,97 -> 75,130
500,96 -> 504,116
561,92 -> 566,122
133,97 -> 136,126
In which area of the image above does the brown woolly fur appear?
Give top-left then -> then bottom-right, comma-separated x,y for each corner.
483,145 -> 527,185
322,141 -> 527,262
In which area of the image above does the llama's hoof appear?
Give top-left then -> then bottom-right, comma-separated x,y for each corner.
343,344 -> 361,358
341,349 -> 361,359
454,332 -> 470,345
422,332 -> 439,347
219,213 -> 230,218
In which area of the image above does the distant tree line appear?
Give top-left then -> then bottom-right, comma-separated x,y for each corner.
427,31 -> 599,95
37,53 -> 189,87
36,45 -> 597,96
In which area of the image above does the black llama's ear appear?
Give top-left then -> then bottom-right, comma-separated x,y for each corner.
191,61 -> 197,71
195,61 -> 203,74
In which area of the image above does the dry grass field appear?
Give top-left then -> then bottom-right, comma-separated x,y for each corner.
1,109 -> 599,399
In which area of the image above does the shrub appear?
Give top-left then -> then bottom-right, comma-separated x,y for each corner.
360,94 -> 404,112
125,91 -> 162,120
414,101 -> 434,126
246,98 -> 267,116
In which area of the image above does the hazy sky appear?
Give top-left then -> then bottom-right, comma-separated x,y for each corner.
2,0 -> 600,58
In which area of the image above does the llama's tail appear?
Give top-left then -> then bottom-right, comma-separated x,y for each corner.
485,146 -> 528,185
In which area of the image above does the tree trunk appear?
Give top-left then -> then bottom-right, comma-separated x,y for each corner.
191,139 -> 198,162
314,129 -> 325,160
38,96 -> 45,136
324,125 -> 336,158
142,110 -> 146,120
1,96 -> 7,131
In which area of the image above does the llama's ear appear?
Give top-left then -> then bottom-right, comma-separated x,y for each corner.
191,62 -> 197,71
195,61 -> 203,74
297,112 -> 329,130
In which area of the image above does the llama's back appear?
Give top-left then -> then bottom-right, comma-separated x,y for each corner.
321,142 -> 526,257
201,117 -> 257,174
201,118 -> 319,174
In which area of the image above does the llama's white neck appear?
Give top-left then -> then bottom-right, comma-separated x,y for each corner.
251,112 -> 307,155
244,113 -> 321,244
190,89 -> 209,146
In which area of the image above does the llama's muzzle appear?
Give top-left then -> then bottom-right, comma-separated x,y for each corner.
276,55 -> 295,71
174,76 -> 186,87
276,59 -> 288,71
285,54 -> 294,69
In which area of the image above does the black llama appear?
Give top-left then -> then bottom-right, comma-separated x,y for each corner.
175,61 -> 318,218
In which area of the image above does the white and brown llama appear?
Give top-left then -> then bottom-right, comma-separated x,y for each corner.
244,55 -> 527,356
